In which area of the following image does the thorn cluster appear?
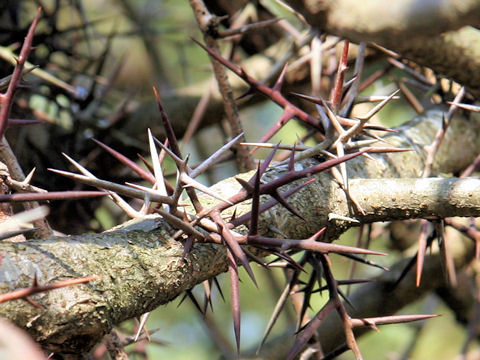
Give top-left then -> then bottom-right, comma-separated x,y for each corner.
9,3 -> 465,358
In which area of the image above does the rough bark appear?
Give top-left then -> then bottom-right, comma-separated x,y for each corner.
0,106 -> 479,355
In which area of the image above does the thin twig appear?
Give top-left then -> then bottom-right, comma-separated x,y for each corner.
189,0 -> 254,171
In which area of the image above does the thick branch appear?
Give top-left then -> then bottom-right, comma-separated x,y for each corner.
0,218 -> 230,355
256,108 -> 480,240
285,0 -> 480,98
285,0 -> 480,44
392,27 -> 480,99
345,177 -> 480,220
0,107 -> 479,354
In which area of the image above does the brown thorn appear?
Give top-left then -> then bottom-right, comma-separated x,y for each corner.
0,8 -> 42,138
226,247 -> 241,355
211,210 -> 257,287
218,18 -> 281,38
273,62 -> 289,92
152,86 -> 182,157
330,40 -> 350,112
249,164 -> 261,237
92,138 -> 155,184
416,220 -> 430,286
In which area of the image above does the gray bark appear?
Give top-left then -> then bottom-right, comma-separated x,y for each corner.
0,107 -> 479,355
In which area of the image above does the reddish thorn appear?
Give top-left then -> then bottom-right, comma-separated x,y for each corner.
272,63 -> 289,92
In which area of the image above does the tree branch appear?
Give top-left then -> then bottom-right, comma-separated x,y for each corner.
122,37 -> 365,141
285,0 -> 480,98
285,0 -> 480,44
1,107 -> 479,355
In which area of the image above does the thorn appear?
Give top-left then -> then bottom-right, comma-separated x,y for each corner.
202,280 -> 213,314
230,207 -> 237,222
249,143 -> 280,185
248,164 -> 261,236
235,177 -> 253,193
62,153 -> 95,177
446,101 -> 480,112
92,138 -> 155,184
271,190 -> 305,221
356,89 -> 400,121
49,168 -> 172,205
22,168 -> 36,185
227,248 -> 241,356
191,133 -> 244,178
230,178 -> 315,228
350,314 -> 438,328
152,86 -> 182,157
153,136 -> 184,167
181,173 -> 233,205
134,312 -> 151,342
337,253 -> 390,271
32,273 -> 38,288
211,211 -> 257,287
416,221 -> 429,286
181,237 -> 194,258
148,129 -> 168,199
0,191 -> 107,203
155,207 -> 205,240
217,18 -> 281,38
288,146 -> 296,172
0,227 -> 39,241
273,63 -> 289,92
328,213 -> 360,224
213,277 -> 225,302
290,92 -> 325,106
260,150 -> 368,195
330,40 -> 350,111
187,290 -> 205,316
